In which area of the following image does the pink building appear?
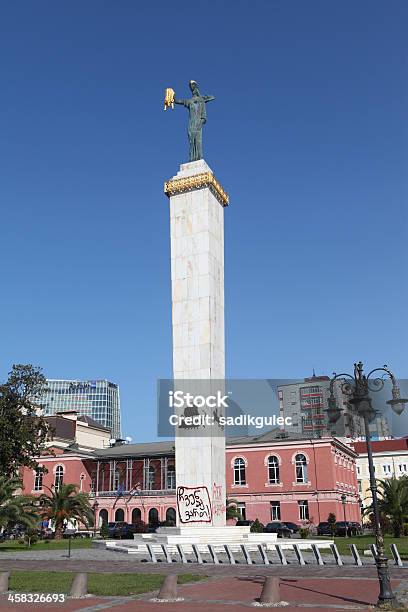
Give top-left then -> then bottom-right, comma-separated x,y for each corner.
226,432 -> 360,525
21,414 -> 360,528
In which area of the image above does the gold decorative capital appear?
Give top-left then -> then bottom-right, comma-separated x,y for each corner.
164,171 -> 229,206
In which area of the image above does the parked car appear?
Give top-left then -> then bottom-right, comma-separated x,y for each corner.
0,526 -> 25,541
317,521 -> 333,536
235,520 -> 254,527
349,522 -> 363,535
282,522 -> 300,535
335,521 -> 362,536
263,522 -> 292,538
41,528 -> 55,540
107,522 -> 135,539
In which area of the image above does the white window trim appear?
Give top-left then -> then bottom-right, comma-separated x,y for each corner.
230,455 -> 248,468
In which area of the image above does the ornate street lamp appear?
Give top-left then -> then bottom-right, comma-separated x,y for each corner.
327,362 -> 408,607
92,500 -> 99,538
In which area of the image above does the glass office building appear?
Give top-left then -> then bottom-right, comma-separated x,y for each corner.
41,379 -> 121,438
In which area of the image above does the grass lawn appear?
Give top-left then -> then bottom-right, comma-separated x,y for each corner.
316,535 -> 408,559
0,538 -> 93,552
9,570 -> 202,596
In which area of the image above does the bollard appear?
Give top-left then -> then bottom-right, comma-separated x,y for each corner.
293,543 -> 306,565
208,544 -> 220,564
161,544 -> 172,563
259,577 -> 280,604
330,543 -> 343,566
176,544 -> 187,564
390,543 -> 403,567
349,544 -> 362,566
370,543 -> 378,560
258,543 -> 270,565
147,543 -> 157,563
0,572 -> 10,593
275,544 -> 288,565
157,574 -> 178,600
241,544 -> 253,565
224,544 -> 236,564
311,543 -> 324,566
192,544 -> 203,564
69,573 -> 87,598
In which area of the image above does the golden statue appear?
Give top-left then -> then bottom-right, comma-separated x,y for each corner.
164,87 -> 175,110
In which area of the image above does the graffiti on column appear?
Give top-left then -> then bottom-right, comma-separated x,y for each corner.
212,482 -> 226,517
176,486 -> 212,523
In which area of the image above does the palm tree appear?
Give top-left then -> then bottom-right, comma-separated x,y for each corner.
0,476 -> 38,532
366,476 -> 408,538
38,484 -> 94,539
226,498 -> 243,521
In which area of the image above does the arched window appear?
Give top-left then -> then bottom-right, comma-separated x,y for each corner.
295,454 -> 308,483
34,467 -> 43,491
98,508 -> 108,527
148,507 -> 159,527
54,465 -> 64,491
166,507 -> 176,525
148,466 -> 156,490
131,508 -> 141,523
233,458 -> 246,485
268,456 -> 280,484
167,466 -> 176,489
115,508 -> 124,521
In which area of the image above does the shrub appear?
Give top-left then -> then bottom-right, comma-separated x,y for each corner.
250,519 -> 264,533
299,528 -> 309,539
21,529 -> 38,547
100,522 -> 109,539
132,520 -> 148,533
327,512 -> 336,536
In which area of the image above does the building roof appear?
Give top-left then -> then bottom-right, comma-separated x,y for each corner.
278,375 -> 333,388
46,415 -> 76,440
353,438 -> 408,454
77,415 -> 110,431
95,440 -> 175,458
92,430 -> 356,460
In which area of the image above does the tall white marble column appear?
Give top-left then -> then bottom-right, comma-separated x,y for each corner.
165,159 -> 229,528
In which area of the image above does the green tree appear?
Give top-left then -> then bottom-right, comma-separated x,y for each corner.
0,476 -> 39,532
250,518 -> 264,533
100,521 -> 109,539
20,526 -> 39,548
0,365 -> 51,477
327,512 -> 336,536
373,476 -> 408,538
38,484 -> 94,540
226,498 -> 242,521
299,527 -> 310,539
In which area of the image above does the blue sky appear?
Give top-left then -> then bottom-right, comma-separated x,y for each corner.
0,1 -> 406,441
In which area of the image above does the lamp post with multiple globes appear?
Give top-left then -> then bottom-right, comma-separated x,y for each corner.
327,362 -> 407,607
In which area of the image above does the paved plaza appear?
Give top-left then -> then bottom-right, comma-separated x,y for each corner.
1,547 -> 407,611
1,574 -> 407,611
